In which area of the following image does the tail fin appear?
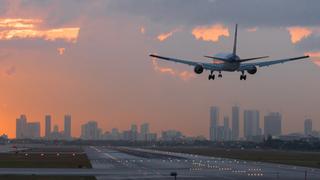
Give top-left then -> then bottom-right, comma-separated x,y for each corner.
232,24 -> 238,55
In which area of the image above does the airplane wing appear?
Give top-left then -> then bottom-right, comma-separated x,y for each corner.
150,54 -> 221,71
239,55 -> 309,70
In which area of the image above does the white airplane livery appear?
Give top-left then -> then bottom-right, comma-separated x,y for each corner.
150,24 -> 309,80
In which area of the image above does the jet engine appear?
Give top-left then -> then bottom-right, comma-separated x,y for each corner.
247,66 -> 257,74
194,64 -> 204,74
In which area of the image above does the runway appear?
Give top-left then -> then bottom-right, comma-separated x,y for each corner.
1,146 -> 320,179
84,146 -> 320,179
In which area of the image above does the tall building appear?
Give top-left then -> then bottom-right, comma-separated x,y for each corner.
264,112 -> 282,137
16,115 -> 27,139
45,115 -> 51,138
232,106 -> 240,140
81,121 -> 101,140
223,116 -> 232,141
130,124 -> 138,141
209,106 -> 219,141
217,116 -> 232,141
244,110 -> 260,140
27,122 -> 40,139
304,119 -> 312,136
64,115 -> 72,139
140,123 -> 150,141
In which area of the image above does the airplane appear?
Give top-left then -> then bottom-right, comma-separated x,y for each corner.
150,24 -> 309,80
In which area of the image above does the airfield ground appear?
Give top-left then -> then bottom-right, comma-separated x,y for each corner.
0,146 -> 95,180
152,147 -> 320,169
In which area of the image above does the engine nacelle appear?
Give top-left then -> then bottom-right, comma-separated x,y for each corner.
247,66 -> 257,74
194,64 -> 204,74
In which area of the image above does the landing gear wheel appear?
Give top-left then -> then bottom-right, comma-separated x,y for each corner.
218,74 -> 222,78
208,74 -> 215,80
240,75 -> 247,80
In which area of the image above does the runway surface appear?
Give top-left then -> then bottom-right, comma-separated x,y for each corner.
84,146 -> 320,180
1,146 -> 320,179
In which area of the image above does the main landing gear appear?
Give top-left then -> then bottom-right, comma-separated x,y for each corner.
208,71 -> 215,80
240,71 -> 247,80
208,71 -> 223,80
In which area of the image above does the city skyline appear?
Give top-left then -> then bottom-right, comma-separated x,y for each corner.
11,105 -> 318,140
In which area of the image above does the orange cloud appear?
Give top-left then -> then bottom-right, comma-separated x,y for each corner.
151,57 -> 195,81
157,29 -> 180,42
57,47 -> 66,55
140,27 -> 145,34
305,51 -> 320,67
0,18 -> 80,43
247,27 -> 258,32
287,27 -> 312,44
0,18 -> 42,28
192,24 -> 229,42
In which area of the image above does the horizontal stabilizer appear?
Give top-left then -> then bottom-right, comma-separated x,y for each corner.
239,56 -> 269,62
204,55 -> 230,62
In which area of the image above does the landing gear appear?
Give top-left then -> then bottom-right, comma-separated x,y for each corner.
208,74 -> 215,80
240,71 -> 247,80
208,71 -> 215,80
240,75 -> 247,80
218,71 -> 222,78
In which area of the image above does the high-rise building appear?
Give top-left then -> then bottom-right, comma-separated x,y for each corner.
244,110 -> 260,140
81,121 -> 101,140
232,106 -> 240,140
264,112 -> 282,137
27,122 -> 40,139
45,115 -> 51,138
209,106 -> 219,141
130,124 -> 138,141
223,116 -> 232,141
140,123 -> 150,141
304,119 -> 312,136
64,115 -> 72,139
16,115 -> 27,139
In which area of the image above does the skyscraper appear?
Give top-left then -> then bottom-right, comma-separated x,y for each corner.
81,121 -> 101,140
232,106 -> 240,140
45,115 -> 51,138
264,112 -> 282,137
27,122 -> 40,139
304,119 -> 312,136
64,115 -> 72,139
16,115 -> 27,139
140,123 -> 149,141
244,110 -> 260,140
209,106 -> 219,141
223,116 -> 232,141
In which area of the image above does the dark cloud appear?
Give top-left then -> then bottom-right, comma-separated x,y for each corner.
107,0 -> 320,27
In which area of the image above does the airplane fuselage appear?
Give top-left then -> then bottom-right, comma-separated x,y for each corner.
215,53 -> 240,72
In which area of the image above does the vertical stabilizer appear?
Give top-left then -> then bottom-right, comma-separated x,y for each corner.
233,24 -> 238,55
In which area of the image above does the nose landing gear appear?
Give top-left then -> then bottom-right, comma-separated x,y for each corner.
218,71 -> 222,78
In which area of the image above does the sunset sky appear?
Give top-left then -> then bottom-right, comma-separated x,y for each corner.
0,0 -> 320,138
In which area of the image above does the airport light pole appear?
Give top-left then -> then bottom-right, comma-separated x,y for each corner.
170,172 -> 177,180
